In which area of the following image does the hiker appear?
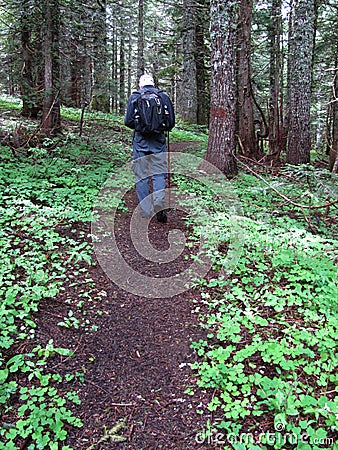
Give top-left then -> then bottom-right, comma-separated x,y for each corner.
124,74 -> 175,223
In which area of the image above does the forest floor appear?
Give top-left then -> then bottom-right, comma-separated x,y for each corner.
32,142 -> 214,450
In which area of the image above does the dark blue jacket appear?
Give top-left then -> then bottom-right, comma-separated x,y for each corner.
124,85 -> 175,154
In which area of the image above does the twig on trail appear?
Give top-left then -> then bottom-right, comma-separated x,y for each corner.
111,402 -> 137,407
84,379 -> 117,397
142,412 -> 149,431
42,311 -> 65,318
127,423 -> 135,441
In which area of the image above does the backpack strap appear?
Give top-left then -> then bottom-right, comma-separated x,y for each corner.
131,91 -> 141,113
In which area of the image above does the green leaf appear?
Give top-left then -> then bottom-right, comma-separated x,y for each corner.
0,369 -> 9,383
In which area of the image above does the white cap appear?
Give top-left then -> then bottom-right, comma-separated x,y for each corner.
139,74 -> 154,88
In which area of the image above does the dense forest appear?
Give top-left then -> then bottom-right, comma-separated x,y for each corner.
0,1 -> 338,450
0,0 -> 337,171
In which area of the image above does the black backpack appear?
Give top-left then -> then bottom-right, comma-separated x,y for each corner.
133,89 -> 174,135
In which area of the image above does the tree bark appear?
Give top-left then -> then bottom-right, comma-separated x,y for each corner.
330,93 -> 338,172
286,0 -> 315,164
267,0 -> 283,161
181,0 -> 198,123
111,18 -> 118,113
127,15 -> 133,98
91,0 -> 110,112
205,0 -> 238,176
119,27 -> 126,115
329,41 -> 338,172
21,25 -> 36,118
195,0 -> 209,125
41,0 -> 61,136
137,0 -> 145,77
237,0 -> 258,158
20,0 -> 43,118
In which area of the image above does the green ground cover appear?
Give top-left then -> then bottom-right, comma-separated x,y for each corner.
184,170 -> 338,449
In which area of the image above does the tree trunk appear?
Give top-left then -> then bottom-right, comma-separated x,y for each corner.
282,5 -> 293,155
137,0 -> 145,77
237,0 -> 258,158
127,15 -> 133,98
111,19 -> 118,113
329,41 -> 338,172
21,26 -> 36,118
286,0 -> 315,165
195,0 -> 209,125
91,0 -> 110,112
181,0 -> 198,123
205,0 -> 238,176
119,27 -> 126,115
20,0 -> 42,118
267,0 -> 283,161
83,46 -> 93,109
41,0 -> 61,136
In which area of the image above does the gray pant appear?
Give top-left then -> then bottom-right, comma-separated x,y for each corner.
132,150 -> 168,217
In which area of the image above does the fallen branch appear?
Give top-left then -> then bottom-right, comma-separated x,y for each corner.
234,153 -> 338,211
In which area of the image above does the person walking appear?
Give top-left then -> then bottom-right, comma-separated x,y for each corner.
124,74 -> 175,223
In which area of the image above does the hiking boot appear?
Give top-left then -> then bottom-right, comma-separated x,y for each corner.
140,209 -> 153,219
156,210 -> 167,223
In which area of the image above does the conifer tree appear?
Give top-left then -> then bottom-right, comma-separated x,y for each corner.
286,0 -> 316,164
205,0 -> 238,175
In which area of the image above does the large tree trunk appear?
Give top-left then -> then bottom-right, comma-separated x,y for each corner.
41,0 -> 61,136
205,0 -> 238,176
237,0 -> 258,158
286,0 -> 315,164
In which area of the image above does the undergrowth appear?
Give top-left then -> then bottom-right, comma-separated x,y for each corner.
1,95 -> 337,449
185,170 -> 338,449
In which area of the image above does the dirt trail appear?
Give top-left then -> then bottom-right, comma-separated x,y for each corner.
36,142 -> 213,449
